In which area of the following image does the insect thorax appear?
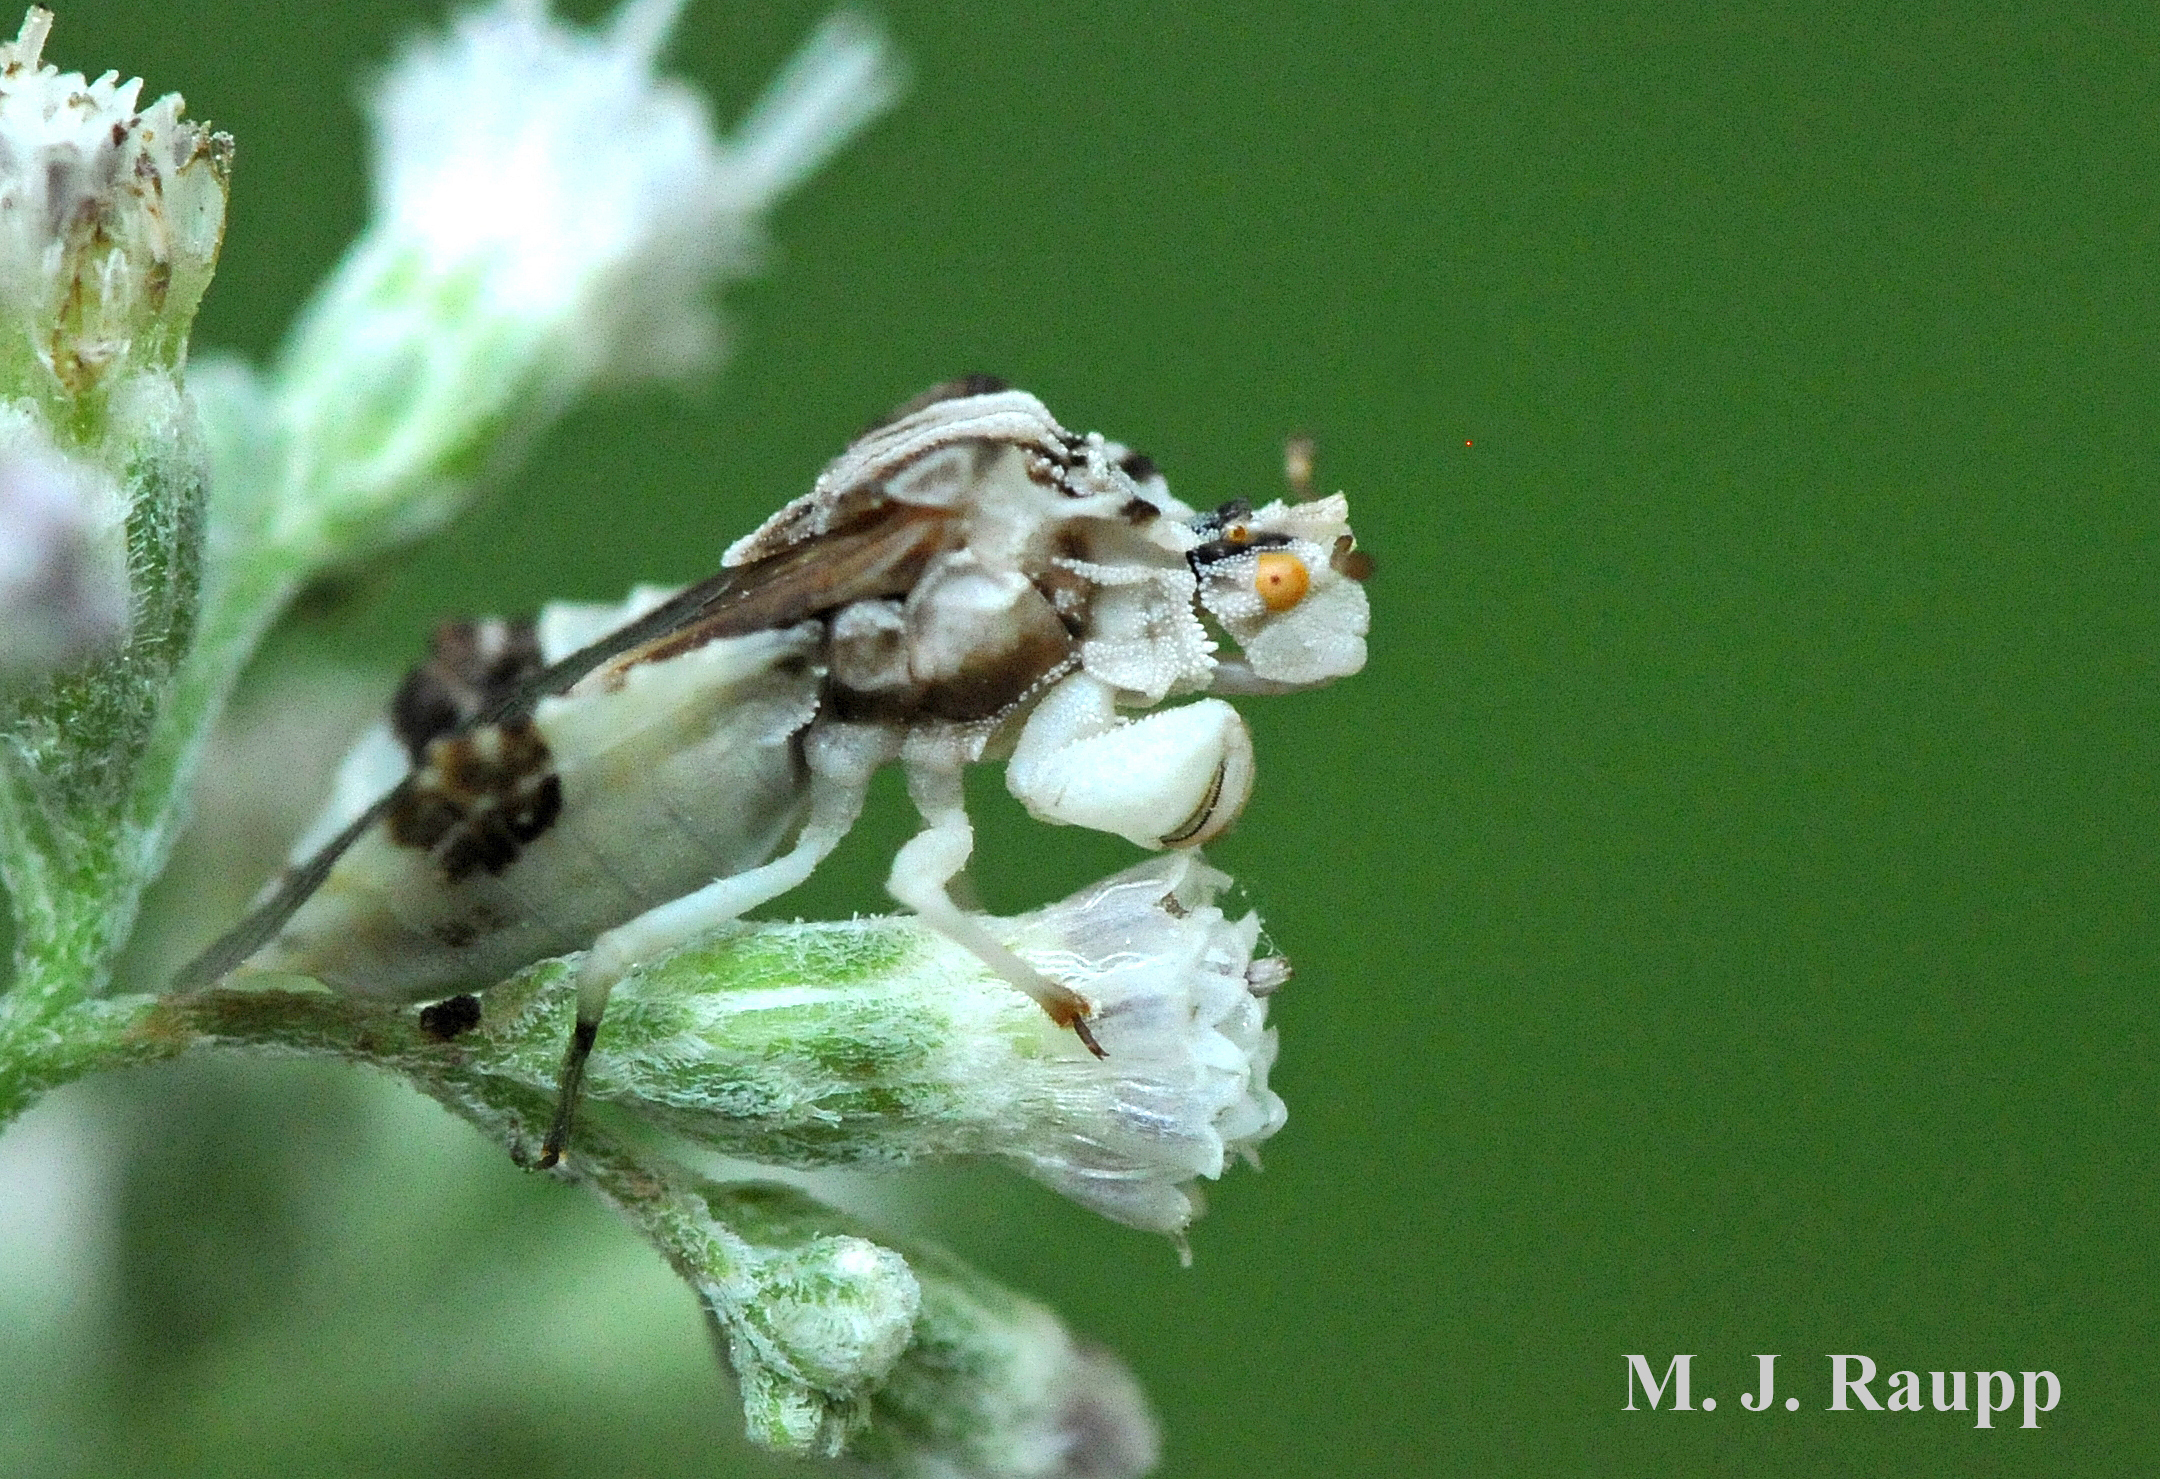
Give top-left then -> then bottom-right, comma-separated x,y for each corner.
825,553 -> 1077,724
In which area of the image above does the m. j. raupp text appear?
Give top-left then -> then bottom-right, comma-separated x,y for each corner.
1623,1353 -> 2060,1428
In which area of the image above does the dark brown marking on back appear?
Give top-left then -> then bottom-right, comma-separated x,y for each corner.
828,561 -> 1080,724
1117,450 -> 1159,482
419,994 -> 483,1039
908,563 -> 1078,722
862,374 -> 1012,435
392,617 -> 545,764
387,718 -> 563,882
917,627 -> 1077,722
1118,497 -> 1158,525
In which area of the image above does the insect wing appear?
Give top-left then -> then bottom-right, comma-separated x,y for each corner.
580,505 -> 952,688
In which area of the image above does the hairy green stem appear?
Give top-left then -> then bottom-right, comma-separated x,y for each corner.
0,970 -> 1155,1475
0,380 -> 210,1008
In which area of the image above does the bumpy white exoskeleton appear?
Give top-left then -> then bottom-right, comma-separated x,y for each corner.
178,380 -> 1370,1165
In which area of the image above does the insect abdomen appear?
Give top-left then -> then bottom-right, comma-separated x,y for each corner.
250,626 -> 822,998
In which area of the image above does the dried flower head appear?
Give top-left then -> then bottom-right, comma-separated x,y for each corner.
0,7 -> 229,400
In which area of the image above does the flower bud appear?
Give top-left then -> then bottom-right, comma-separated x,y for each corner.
707,1226 -> 921,1455
702,1184 -> 1159,1478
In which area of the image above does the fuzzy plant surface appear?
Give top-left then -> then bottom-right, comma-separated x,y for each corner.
0,5 -> 1292,1476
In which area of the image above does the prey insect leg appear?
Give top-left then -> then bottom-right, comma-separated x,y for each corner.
537,725 -> 894,1167
887,759 -> 1105,1056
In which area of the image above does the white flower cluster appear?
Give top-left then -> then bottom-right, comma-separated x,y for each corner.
265,0 -> 901,556
590,853 -> 1288,1246
999,855 -> 1287,1240
365,0 -> 897,382
0,7 -> 228,398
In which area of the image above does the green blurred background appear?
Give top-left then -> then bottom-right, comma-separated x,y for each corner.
4,0 -> 2156,1474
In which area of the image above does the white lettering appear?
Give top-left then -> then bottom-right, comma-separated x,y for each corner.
1739,1354 -> 1779,1412
2021,1371 -> 2059,1429
1623,1354 -> 1695,1411
1931,1370 -> 1967,1411
1828,1354 -> 1881,1411
1974,1371 -> 2014,1429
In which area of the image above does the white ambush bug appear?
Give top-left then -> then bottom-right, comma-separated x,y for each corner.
175,379 -> 1371,1164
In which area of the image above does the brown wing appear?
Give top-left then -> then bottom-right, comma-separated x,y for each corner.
170,501 -> 960,994
571,503 -> 953,691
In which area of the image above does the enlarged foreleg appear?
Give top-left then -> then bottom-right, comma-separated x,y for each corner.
1005,672 -> 1255,849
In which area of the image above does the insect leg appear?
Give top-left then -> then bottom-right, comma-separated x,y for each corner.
1006,671 -> 1255,849
537,724 -> 892,1167
887,759 -> 1105,1056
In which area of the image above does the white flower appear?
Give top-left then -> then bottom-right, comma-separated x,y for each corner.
0,408 -> 127,674
0,7 -> 229,398
268,0 -> 902,553
374,0 -> 897,381
577,853 -> 1289,1245
997,855 -> 1288,1240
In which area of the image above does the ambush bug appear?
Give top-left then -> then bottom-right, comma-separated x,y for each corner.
176,378 -> 1371,1165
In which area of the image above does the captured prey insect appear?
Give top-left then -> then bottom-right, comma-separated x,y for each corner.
175,377 -> 1372,1166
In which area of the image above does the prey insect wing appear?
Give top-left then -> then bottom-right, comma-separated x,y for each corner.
584,505 -> 951,684
171,783 -> 409,991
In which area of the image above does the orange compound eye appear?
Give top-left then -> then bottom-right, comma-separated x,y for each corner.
1253,550 -> 1310,612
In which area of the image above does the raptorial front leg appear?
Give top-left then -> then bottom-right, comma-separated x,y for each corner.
538,726 -> 894,1167
1005,671 -> 1255,849
887,760 -> 1105,1056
